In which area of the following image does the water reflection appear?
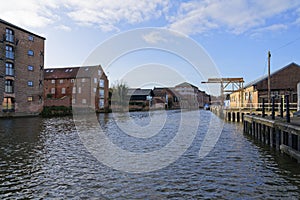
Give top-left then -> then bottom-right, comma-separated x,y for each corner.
0,111 -> 299,199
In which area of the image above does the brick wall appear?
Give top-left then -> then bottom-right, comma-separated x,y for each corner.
256,63 -> 300,91
44,65 -> 109,111
0,19 -> 45,116
44,96 -> 70,107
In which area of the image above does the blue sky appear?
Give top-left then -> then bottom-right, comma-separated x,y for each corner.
1,0 -> 300,94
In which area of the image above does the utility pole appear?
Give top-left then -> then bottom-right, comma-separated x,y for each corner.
268,51 -> 271,108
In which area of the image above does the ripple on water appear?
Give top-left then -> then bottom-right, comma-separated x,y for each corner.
0,112 -> 299,199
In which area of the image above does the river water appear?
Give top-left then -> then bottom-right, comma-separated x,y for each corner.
0,110 -> 299,199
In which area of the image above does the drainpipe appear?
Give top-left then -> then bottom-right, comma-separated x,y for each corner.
297,82 -> 300,111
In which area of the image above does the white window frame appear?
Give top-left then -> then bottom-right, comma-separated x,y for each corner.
99,79 -> 105,87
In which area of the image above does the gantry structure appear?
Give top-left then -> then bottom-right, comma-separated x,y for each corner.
201,78 -> 244,106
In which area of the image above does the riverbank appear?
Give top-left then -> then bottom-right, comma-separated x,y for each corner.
211,105 -> 300,163
243,115 -> 300,163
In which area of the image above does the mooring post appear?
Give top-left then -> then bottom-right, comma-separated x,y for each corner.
270,127 -> 274,148
276,129 -> 280,150
280,97 -> 283,118
271,96 -> 275,120
262,98 -> 265,118
285,95 -> 290,123
288,133 -> 292,148
298,135 -> 300,152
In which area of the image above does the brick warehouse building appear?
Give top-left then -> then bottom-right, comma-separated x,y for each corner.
0,19 -> 45,117
44,65 -> 109,112
230,62 -> 300,109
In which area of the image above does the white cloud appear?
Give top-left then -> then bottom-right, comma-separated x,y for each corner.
0,0 -> 299,36
142,31 -> 168,44
0,0 -> 59,28
0,0 -> 170,32
168,0 -> 300,35
55,25 -> 72,32
63,0 -> 170,32
251,24 -> 288,36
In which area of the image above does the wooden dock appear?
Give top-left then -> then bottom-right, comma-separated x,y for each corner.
243,115 -> 300,163
210,106 -> 300,163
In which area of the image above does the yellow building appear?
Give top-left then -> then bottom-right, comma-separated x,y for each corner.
230,62 -> 300,109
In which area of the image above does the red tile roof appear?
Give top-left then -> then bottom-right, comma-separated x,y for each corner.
44,65 -> 104,79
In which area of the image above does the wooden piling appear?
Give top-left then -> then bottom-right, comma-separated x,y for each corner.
243,115 -> 300,163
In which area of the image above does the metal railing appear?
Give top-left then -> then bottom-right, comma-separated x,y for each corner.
229,102 -> 297,111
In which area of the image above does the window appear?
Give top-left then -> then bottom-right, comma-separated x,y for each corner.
78,87 -> 81,94
28,81 -> 33,87
81,78 -> 85,83
94,78 -> 97,84
5,28 -> 14,43
5,45 -> 14,59
28,50 -> 34,56
72,87 -> 76,94
245,92 -> 248,100
98,70 -> 102,76
51,88 -> 55,94
28,35 -> 34,41
93,88 -> 97,93
28,65 -> 34,71
71,79 -> 75,83
59,79 -> 64,84
62,88 -> 66,94
3,97 -> 14,111
27,96 -> 33,102
5,63 -> 14,76
72,98 -> 76,104
99,99 -> 104,108
99,89 -> 104,98
99,79 -> 105,87
51,80 -> 55,84
5,80 -> 14,93
82,99 -> 87,104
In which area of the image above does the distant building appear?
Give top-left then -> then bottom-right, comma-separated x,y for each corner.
152,87 -> 180,109
44,65 -> 109,112
174,82 -> 210,109
230,62 -> 300,109
0,18 -> 45,117
127,88 -> 154,111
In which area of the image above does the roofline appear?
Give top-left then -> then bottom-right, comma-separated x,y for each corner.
45,64 -> 103,70
244,62 -> 300,88
175,82 -> 199,89
0,18 -> 46,40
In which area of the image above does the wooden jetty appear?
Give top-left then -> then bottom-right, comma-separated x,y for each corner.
211,105 -> 300,163
243,115 -> 300,163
